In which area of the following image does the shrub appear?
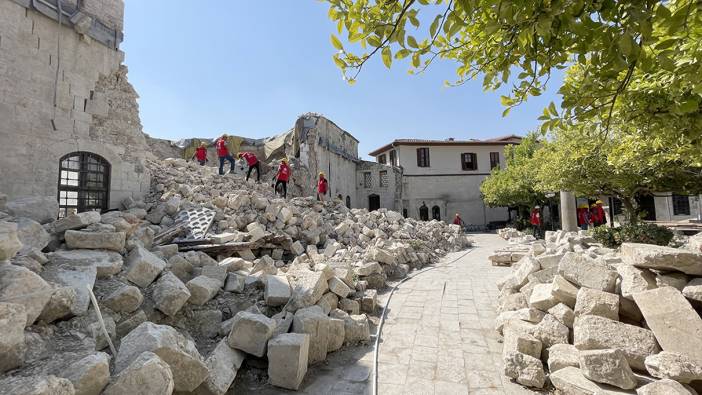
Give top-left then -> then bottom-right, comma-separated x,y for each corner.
591,223 -> 674,248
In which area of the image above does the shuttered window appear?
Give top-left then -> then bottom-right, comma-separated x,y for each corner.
461,153 -> 477,170
416,148 -> 430,167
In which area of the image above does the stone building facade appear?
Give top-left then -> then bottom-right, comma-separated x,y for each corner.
369,136 -> 522,225
355,161 -> 403,212
0,0 -> 150,217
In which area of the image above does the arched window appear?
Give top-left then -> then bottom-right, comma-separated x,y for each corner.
419,203 -> 429,221
345,195 -> 351,209
58,152 -> 110,218
432,205 -> 441,221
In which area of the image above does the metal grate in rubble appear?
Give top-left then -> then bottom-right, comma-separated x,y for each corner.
174,206 -> 216,240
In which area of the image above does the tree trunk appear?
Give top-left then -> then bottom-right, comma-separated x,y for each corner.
621,196 -> 638,225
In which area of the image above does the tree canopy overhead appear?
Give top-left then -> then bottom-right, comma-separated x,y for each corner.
324,0 -> 701,138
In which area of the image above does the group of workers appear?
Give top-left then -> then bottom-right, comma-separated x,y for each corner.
190,134 -> 329,201
577,200 -> 607,230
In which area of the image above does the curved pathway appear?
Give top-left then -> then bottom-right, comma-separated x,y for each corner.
376,233 -> 538,394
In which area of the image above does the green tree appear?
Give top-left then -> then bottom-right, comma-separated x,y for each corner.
480,133 -> 543,208
324,0 -> 702,147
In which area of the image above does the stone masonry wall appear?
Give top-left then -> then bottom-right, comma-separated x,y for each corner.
0,0 -> 150,210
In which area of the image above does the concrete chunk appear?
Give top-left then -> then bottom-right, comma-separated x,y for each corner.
224,273 -> 245,293
558,252 -> 618,292
580,349 -> 638,390
621,243 -> 702,275
551,274 -> 579,308
644,351 -> 702,383
632,287 -> 702,362
38,286 -> 77,323
328,276 -> 352,298
286,269 -> 329,311
152,272 -> 191,316
187,275 -> 221,305
574,315 -> 660,370
617,264 -> 657,300
65,230 -> 125,251
574,287 -> 619,321
48,250 -> 123,279
59,352 -> 110,395
104,351 -> 174,395
264,275 -> 291,306
103,285 -> 143,313
548,303 -> 575,328
125,246 -> 167,287
195,339 -> 246,395
529,283 -> 559,311
292,306 -> 330,364
547,343 -> 580,372
0,302 -> 26,373
40,263 -> 96,316
343,314 -> 370,345
636,379 -> 697,395
0,264 -> 52,326
267,333 -> 310,390
227,311 -> 276,357
550,366 -> 630,395
533,313 -> 569,349
503,351 -> 546,388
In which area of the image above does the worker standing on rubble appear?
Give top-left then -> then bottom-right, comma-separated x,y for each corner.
215,134 -> 236,175
238,151 -> 261,182
530,206 -> 542,239
191,142 -> 208,166
316,172 -> 328,201
272,158 -> 290,198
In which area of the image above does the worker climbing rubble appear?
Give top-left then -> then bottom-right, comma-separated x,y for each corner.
215,134 -> 236,175
316,172 -> 328,201
272,158 -> 291,199
238,151 -> 261,182
191,142 -> 209,166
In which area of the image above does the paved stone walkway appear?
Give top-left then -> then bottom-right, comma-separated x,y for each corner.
376,233 -> 537,394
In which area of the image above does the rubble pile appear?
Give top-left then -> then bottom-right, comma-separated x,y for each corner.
496,228 -> 702,394
490,227 -> 533,266
0,157 -> 470,394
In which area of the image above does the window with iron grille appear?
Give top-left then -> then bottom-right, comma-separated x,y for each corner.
58,152 -> 110,219
490,152 -> 500,169
673,194 -> 691,215
389,150 -> 397,166
416,148 -> 430,167
379,170 -> 388,187
363,172 -> 372,188
378,154 -> 386,164
461,153 -> 478,170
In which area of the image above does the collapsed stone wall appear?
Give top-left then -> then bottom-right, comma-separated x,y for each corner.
0,0 -> 150,208
495,228 -> 702,394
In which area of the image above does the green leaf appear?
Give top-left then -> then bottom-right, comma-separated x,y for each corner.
548,102 -> 558,116
407,35 -> 419,48
330,34 -> 344,50
412,52 -> 420,68
395,49 -> 410,59
333,55 -> 346,68
500,95 -> 514,106
502,107 -> 511,117
429,15 -> 442,38
381,46 -> 392,69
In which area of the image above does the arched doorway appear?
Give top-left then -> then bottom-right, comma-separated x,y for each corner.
368,194 -> 380,211
58,152 -> 111,218
419,203 -> 429,221
345,195 -> 351,209
432,205 -> 441,221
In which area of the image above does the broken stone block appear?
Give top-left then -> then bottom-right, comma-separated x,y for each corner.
126,247 -> 167,288
0,302 -> 26,373
502,256 -> 541,291
48,211 -> 102,234
548,303 -> 575,328
547,343 -> 580,372
580,349 -> 638,390
655,272 -> 689,291
246,222 -> 267,242
272,311 -> 294,337
201,265 -> 228,286
327,318 -> 345,352
104,351 -> 174,395
238,248 -> 257,261
339,298 -> 360,315
286,269 -> 329,310
682,278 -> 702,303
535,253 -> 564,270
292,306 -> 330,364
224,272 -> 246,293
621,242 -> 702,275
360,289 -> 377,313
502,328 -> 542,359
343,314 -> 370,345
0,221 -> 22,261
533,313 -> 569,349
152,272 -> 191,317
0,264 -> 52,326
574,287 -> 619,321
48,250 -> 123,279
195,339 -> 245,395
16,217 -> 50,255
645,351 -> 702,383
291,241 -> 305,256
89,315 -> 116,351
115,322 -> 208,392
632,287 -> 702,361
251,256 -> 277,276
617,264 -> 657,300
328,276 -> 352,298
551,274 -> 579,308
355,261 -> 382,276
103,285 -> 143,313
637,379 -> 697,395
324,242 -> 339,258
65,230 -> 126,251
227,311 -> 276,357
186,275 -> 221,305
116,310 -> 147,339
316,292 -> 339,315
59,352 -> 110,395
503,351 -> 546,388
550,366 -> 619,395
0,375 -> 75,395
41,263 -> 96,316
6,196 -> 59,224
168,255 -> 193,282
574,315 -> 660,370
498,292 -> 528,313
265,275 -> 291,306
528,283 -> 559,311
38,286 -> 77,323
558,252 -> 618,292
267,333 -> 310,390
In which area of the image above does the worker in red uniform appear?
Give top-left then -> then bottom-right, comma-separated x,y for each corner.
215,134 -> 235,175
453,213 -> 465,227
272,158 -> 291,198
530,206 -> 542,239
316,172 -> 328,201
190,142 -> 208,166
590,200 -> 607,227
577,203 -> 590,230
237,151 -> 261,182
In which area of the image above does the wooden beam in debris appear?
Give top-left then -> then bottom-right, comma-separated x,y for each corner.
153,221 -> 187,246
177,240 -> 265,254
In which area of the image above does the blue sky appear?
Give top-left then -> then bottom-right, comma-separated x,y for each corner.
123,1 -> 562,159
